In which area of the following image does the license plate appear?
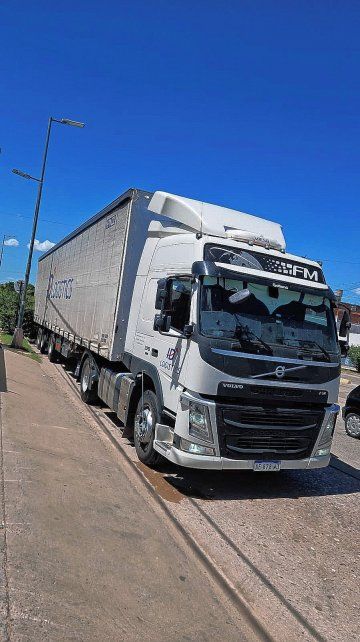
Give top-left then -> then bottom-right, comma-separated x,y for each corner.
254,461 -> 281,472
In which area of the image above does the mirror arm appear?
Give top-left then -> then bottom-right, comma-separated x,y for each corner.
157,330 -> 190,339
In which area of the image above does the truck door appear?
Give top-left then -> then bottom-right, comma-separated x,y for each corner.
135,276 -> 192,412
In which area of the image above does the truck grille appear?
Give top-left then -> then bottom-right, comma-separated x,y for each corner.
216,404 -> 324,460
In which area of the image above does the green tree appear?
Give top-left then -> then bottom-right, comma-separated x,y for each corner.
348,345 -> 360,372
0,282 -> 36,337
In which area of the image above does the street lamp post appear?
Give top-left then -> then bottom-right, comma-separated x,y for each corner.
11,116 -> 84,348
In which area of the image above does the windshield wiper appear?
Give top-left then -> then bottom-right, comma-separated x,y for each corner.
296,340 -> 331,362
234,321 -> 273,355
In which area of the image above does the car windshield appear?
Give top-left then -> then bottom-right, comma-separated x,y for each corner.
199,276 -> 339,358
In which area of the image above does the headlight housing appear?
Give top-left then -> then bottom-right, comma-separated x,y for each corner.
317,405 -> 340,449
188,401 -> 212,442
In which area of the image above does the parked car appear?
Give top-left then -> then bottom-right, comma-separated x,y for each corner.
342,385 -> 360,438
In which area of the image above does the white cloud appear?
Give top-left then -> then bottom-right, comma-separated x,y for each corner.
4,237 -> 19,247
353,287 -> 360,296
28,239 -> 56,252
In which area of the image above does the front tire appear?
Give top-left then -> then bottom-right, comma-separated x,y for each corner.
80,356 -> 98,404
134,390 -> 162,467
345,412 -> 360,439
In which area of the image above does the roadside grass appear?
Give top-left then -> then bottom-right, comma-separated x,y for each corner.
0,332 -> 41,362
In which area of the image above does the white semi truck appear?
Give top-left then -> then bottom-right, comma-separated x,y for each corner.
34,188 -> 341,471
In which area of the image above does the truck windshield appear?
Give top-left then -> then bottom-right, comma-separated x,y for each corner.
199,276 -> 339,359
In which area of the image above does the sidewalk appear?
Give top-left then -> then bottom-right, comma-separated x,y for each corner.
0,350 -> 252,642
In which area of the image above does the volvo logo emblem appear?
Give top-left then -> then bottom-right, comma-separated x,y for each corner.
250,363 -> 307,380
275,365 -> 286,379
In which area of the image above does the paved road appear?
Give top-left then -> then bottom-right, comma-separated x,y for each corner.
0,350 -> 258,642
1,349 -> 359,641
94,370 -> 360,642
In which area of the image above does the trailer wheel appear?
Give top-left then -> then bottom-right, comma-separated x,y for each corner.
80,356 -> 98,404
40,332 -> 48,354
36,328 -> 42,350
47,334 -> 58,363
134,390 -> 162,467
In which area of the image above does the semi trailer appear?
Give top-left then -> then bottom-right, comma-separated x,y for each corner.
34,188 -> 341,470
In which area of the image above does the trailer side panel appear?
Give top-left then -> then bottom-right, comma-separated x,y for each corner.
35,198 -> 132,358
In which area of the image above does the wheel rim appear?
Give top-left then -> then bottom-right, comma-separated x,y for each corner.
81,360 -> 91,392
135,404 -> 154,447
346,414 -> 360,437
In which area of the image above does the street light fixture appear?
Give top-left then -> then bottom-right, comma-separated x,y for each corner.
12,168 -> 41,182
11,116 -> 85,348
60,119 -> 85,127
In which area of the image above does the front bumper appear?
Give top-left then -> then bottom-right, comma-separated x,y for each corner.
161,445 -> 330,470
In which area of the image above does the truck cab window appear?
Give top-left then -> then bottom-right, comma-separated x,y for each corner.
165,279 -> 192,332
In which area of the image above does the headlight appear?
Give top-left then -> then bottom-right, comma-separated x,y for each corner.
189,401 -> 212,441
179,437 -> 215,456
318,405 -> 339,447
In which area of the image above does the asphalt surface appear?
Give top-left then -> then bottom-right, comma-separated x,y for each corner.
0,349 -> 359,641
0,350 -> 258,642
96,371 -> 360,642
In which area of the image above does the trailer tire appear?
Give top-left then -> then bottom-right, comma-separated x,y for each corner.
36,328 -> 42,350
40,332 -> 48,354
47,334 -> 58,363
80,356 -> 98,404
134,390 -> 162,467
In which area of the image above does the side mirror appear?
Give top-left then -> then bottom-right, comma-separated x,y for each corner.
153,313 -> 171,333
155,279 -> 167,310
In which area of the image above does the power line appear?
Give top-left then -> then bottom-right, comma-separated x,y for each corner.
0,212 -> 76,227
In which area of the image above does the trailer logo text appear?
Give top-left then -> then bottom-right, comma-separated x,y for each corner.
105,214 -> 116,229
47,273 -> 74,300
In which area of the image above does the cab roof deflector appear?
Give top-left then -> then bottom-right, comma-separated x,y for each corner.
148,190 -> 286,251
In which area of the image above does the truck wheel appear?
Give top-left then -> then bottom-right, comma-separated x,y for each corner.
80,356 -> 98,404
345,412 -> 360,439
134,390 -> 162,467
47,335 -> 58,363
36,328 -> 42,350
40,332 -> 48,354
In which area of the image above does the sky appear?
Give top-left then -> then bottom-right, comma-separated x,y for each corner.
1,1 -> 359,302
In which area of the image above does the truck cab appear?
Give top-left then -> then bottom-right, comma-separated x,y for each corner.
124,192 -> 341,471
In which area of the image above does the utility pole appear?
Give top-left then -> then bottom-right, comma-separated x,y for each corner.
0,235 -> 5,269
